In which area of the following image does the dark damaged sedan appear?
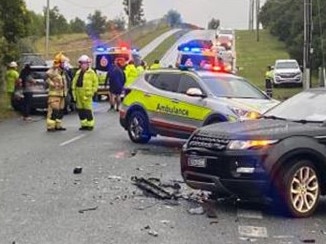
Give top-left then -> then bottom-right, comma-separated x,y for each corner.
181,88 -> 326,218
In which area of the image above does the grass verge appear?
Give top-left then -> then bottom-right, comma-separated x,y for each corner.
236,29 -> 318,100
0,93 -> 19,121
144,30 -> 189,65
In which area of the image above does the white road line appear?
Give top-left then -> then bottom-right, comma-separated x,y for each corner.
60,134 -> 86,146
238,225 -> 268,238
237,209 -> 263,219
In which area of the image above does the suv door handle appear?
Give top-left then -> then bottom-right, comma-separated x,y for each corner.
144,93 -> 151,97
171,98 -> 179,103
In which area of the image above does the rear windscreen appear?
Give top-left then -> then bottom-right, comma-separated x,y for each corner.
95,53 -> 129,71
180,54 -> 215,66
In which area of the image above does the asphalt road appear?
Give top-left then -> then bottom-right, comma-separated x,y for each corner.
1,29 -> 326,243
160,29 -> 216,67
1,105 -> 326,244
139,28 -> 182,59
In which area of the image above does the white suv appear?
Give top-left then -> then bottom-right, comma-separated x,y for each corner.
273,59 -> 303,87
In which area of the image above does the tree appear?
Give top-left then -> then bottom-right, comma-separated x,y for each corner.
259,0 -> 326,70
108,16 -> 126,31
70,17 -> 86,33
44,6 -> 70,35
122,0 -> 145,27
27,10 -> 45,37
207,18 -> 220,30
165,9 -> 182,27
86,10 -> 107,38
0,0 -> 30,63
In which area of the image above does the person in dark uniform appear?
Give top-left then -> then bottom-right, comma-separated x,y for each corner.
106,58 -> 126,111
19,63 -> 35,121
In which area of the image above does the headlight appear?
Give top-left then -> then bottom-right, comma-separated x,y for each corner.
227,140 -> 278,150
230,107 -> 261,120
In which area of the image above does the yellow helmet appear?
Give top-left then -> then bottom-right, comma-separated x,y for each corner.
53,52 -> 68,66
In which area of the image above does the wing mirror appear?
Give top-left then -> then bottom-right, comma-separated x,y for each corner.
186,88 -> 206,98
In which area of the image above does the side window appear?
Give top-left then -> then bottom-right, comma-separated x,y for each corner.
147,73 -> 181,93
178,75 -> 202,94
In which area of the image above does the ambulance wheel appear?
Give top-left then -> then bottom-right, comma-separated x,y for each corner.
127,111 -> 151,144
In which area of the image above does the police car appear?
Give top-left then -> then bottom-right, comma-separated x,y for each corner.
119,67 -> 280,143
92,45 -> 141,100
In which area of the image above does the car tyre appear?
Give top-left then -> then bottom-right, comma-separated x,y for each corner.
276,160 -> 320,218
127,111 -> 151,144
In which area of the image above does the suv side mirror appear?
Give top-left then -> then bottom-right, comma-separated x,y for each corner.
186,88 -> 206,98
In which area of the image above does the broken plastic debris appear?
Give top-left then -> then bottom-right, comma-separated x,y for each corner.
188,206 -> 205,215
148,230 -> 158,237
73,167 -> 82,174
301,239 -> 316,243
131,176 -> 175,200
108,175 -> 122,180
78,206 -> 98,213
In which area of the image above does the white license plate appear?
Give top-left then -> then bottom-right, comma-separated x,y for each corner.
188,157 -> 206,168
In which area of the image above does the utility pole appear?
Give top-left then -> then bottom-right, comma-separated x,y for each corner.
128,0 -> 132,30
303,0 -> 313,89
45,0 -> 50,59
256,0 -> 260,42
249,0 -> 254,30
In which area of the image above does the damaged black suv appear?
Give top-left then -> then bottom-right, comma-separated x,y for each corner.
181,88 -> 326,218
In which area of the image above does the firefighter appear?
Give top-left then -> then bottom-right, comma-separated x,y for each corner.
124,60 -> 138,87
46,52 -> 69,132
5,61 -> 19,109
149,59 -> 161,69
72,55 -> 99,131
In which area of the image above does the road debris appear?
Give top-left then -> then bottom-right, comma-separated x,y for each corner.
73,167 -> 82,174
202,199 -> 218,218
239,237 -> 257,242
131,176 -> 175,200
301,239 -> 316,243
78,206 -> 98,213
148,230 -> 159,237
209,220 -> 219,225
188,206 -> 205,215
108,175 -> 122,181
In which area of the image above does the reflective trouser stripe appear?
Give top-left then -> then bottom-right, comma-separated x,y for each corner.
47,96 -> 65,129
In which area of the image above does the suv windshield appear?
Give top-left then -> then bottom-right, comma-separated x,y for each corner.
275,61 -> 299,69
202,75 -> 268,99
264,90 -> 326,122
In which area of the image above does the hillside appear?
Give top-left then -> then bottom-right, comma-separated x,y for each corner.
34,25 -> 171,66
236,30 -> 303,100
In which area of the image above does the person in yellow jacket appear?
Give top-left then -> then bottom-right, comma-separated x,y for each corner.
46,52 -> 69,132
72,55 -> 99,131
149,59 -> 161,70
124,60 -> 139,87
5,61 -> 19,109
136,60 -> 147,75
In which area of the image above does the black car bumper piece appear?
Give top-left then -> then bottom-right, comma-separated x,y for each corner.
182,171 -> 268,197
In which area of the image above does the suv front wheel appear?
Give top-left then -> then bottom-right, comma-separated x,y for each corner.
127,111 -> 151,144
277,160 -> 320,218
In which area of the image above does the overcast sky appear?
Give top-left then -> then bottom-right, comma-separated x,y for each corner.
25,0 -> 266,30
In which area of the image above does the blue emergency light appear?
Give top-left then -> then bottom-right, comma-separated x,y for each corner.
95,46 -> 108,52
